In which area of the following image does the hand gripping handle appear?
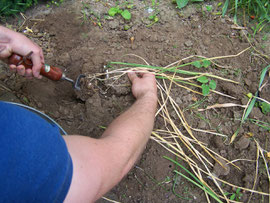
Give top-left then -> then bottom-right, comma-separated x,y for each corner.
8,53 -> 63,81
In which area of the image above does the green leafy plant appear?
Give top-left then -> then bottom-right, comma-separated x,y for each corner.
222,0 -> 270,33
205,5 -> 213,12
230,64 -> 270,143
80,2 -> 102,27
144,0 -> 160,27
147,13 -> 159,27
46,0 -> 64,7
172,0 -> 203,10
262,34 -> 268,41
224,188 -> 243,201
0,0 -> 64,16
259,102 -> 270,114
192,60 -> 215,96
108,5 -> 131,20
0,0 -> 37,16
192,59 -> 211,68
196,76 -> 216,96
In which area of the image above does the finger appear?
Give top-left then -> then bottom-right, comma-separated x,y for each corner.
141,71 -> 156,79
25,68 -> 33,78
40,49 -> 45,64
31,52 -> 42,79
17,65 -> 25,76
9,64 -> 17,72
128,71 -> 138,83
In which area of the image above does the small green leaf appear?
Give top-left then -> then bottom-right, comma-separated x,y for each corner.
260,102 -> 270,114
206,5 -> 212,12
202,60 -> 211,68
176,0 -> 189,9
202,84 -> 210,96
23,96 -> 29,104
236,188 -> 241,194
149,15 -> 155,20
108,7 -> 119,16
197,76 -> 208,84
209,80 -> 216,90
192,61 -> 201,68
121,10 -> 131,20
230,193 -> 236,200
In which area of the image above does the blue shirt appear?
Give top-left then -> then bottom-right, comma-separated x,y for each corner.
0,101 -> 73,202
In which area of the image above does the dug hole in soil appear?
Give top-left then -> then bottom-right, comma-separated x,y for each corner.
0,0 -> 270,202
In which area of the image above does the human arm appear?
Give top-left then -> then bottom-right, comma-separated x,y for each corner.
63,71 -> 157,202
0,26 -> 44,78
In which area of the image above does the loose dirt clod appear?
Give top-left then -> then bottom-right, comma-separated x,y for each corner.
213,157 -> 231,177
235,136 -> 251,150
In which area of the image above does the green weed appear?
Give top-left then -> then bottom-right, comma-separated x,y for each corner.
144,0 -> 160,27
192,59 -> 211,68
248,119 -> 270,131
172,0 -> 203,10
192,59 -> 216,96
222,0 -> 270,33
262,34 -> 268,41
164,156 -> 222,203
80,2 -> 102,27
46,0 -> 64,7
259,102 -> 270,114
230,64 -> 270,143
0,0 -> 63,16
224,188 -> 243,201
0,0 -> 37,16
196,76 -> 216,96
184,97 -> 207,111
108,2 -> 132,20
205,5 -> 213,12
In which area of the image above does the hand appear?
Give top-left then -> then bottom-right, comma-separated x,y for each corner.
128,70 -> 157,101
0,26 -> 44,79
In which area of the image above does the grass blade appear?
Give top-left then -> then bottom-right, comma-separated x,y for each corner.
164,156 -> 222,203
234,0 -> 239,23
173,170 -> 222,203
258,64 -> 270,87
222,0 -> 230,16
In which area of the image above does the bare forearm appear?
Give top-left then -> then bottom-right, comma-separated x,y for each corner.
101,95 -> 157,171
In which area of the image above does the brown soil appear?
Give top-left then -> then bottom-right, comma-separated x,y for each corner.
1,1 -> 270,202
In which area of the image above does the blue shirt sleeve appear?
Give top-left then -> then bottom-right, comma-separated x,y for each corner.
0,101 -> 73,203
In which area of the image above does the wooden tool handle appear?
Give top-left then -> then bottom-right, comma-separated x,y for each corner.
8,53 -> 63,81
